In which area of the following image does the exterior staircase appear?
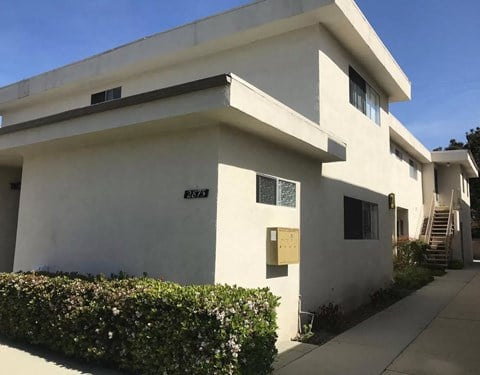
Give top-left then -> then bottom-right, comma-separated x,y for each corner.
426,208 -> 451,267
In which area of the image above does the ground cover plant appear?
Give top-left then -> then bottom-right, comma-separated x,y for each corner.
301,240 -> 445,345
0,272 -> 279,375
448,259 -> 464,269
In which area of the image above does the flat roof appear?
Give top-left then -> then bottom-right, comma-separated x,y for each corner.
388,114 -> 431,164
0,0 -> 410,109
0,74 -> 346,166
432,150 -> 479,178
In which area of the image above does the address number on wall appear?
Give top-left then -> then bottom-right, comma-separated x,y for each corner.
184,189 -> 209,199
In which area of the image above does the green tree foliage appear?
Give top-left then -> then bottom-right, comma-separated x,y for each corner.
466,128 -> 480,222
446,138 -> 466,150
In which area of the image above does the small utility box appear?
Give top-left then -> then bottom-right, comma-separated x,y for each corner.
267,228 -> 300,265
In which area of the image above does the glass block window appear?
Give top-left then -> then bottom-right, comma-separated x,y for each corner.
256,175 -> 296,208
256,175 -> 277,205
278,179 -> 296,207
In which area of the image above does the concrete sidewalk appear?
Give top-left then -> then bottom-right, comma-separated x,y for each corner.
274,264 -> 480,375
0,340 -> 123,374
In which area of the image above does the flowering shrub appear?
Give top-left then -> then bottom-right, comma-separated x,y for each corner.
0,273 -> 279,374
314,303 -> 344,332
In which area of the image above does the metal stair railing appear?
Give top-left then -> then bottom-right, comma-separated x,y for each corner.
445,189 -> 456,261
425,192 -> 436,245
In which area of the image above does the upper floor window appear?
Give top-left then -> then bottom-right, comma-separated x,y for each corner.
256,174 -> 296,208
91,87 -> 122,105
395,148 -> 403,160
409,159 -> 417,180
349,67 -> 380,125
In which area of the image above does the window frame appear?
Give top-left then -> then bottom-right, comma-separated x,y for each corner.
344,196 -> 379,240
91,87 -> 122,105
349,67 -> 381,125
394,148 -> 403,161
409,159 -> 418,180
256,174 -> 297,208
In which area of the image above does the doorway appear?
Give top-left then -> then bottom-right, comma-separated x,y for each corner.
396,207 -> 409,240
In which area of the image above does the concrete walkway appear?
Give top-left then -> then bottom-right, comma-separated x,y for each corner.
0,340 -> 123,374
274,264 -> 480,375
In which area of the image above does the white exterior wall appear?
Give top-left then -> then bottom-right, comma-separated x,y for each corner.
432,164 -> 474,263
422,164 -> 436,211
14,127 -> 219,283
296,26 -> 394,311
215,127 -> 304,341
436,164 -> 461,206
458,167 -> 473,263
2,26 -> 320,127
388,142 -> 425,238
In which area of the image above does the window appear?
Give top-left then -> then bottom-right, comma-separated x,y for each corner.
394,148 -> 403,160
91,87 -> 122,105
462,173 -> 466,193
409,159 -> 417,180
366,85 -> 380,124
344,196 -> 379,240
256,175 -> 296,208
397,219 -> 404,237
349,67 -> 380,124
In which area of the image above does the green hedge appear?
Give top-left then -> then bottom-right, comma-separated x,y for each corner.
0,273 -> 279,374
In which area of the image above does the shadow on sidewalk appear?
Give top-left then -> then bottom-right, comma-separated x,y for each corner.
0,336 -> 125,374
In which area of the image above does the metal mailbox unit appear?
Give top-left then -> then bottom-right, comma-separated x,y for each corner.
266,228 -> 300,265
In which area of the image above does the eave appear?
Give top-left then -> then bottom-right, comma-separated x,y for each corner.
388,115 -> 431,164
0,74 -> 346,166
0,0 -> 410,111
432,150 -> 479,179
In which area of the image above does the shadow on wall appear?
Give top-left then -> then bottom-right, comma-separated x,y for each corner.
218,126 -> 394,313
0,167 -> 22,273
453,200 -> 474,263
300,176 -> 394,313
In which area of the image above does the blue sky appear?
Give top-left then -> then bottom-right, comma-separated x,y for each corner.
0,0 -> 478,150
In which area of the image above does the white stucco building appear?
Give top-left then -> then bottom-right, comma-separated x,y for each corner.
0,0 -> 477,342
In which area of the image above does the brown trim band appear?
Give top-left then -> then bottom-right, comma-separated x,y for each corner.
0,74 -> 232,136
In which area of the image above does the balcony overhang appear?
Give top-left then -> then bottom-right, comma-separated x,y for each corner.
432,150 -> 479,179
0,74 -> 346,166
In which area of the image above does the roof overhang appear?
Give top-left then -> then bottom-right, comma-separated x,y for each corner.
432,150 -> 479,178
0,0 -> 410,110
0,74 -> 346,166
388,115 -> 431,164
